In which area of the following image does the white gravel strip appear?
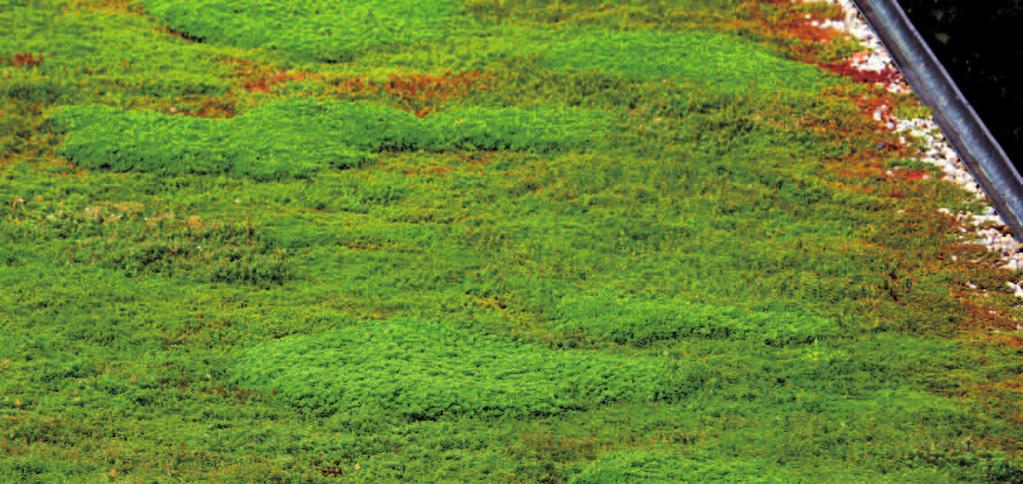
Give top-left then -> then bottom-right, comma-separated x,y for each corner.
806,0 -> 1023,275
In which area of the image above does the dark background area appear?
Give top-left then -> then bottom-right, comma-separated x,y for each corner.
897,0 -> 1023,168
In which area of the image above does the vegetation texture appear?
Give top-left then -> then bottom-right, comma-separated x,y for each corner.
51,101 -> 610,179
1,0 -> 1021,481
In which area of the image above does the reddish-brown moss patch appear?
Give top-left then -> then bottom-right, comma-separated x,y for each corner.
732,0 -> 850,64
7,53 -> 44,68
222,58 -> 316,94
821,59 -> 901,84
334,71 -> 494,117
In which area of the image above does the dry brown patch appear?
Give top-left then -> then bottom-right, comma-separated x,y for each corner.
334,71 -> 495,117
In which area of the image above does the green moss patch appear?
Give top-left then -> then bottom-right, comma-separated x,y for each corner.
229,320 -> 706,421
541,29 -> 833,94
3,0 -> 1022,481
551,292 -> 836,346
139,0 -> 471,62
571,451 -> 799,483
50,99 -> 612,179
428,106 -> 612,152
0,3 -> 230,100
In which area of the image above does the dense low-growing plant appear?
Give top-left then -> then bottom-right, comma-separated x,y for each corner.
540,29 -> 833,93
2,0 -> 1021,481
139,0 -> 472,62
550,292 -> 836,346
49,100 -> 612,179
570,451 -> 800,483
230,319 -> 709,422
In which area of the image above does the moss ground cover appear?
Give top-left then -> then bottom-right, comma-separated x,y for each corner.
140,0 -> 470,62
1,0 -> 1022,481
50,100 -> 610,179
549,292 -> 836,346
229,319 -> 704,422
539,29 -> 831,93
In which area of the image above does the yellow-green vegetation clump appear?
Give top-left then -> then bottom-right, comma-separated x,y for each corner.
539,29 -> 831,92
140,0 -> 471,62
230,319 -> 704,422
550,292 -> 836,346
50,100 -> 610,179
1,0 -> 1021,481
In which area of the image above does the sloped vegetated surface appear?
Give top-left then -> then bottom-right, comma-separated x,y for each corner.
2,0 -> 1022,481
427,106 -> 613,152
571,451 -> 800,483
51,100 -> 611,179
230,319 -> 702,421
139,0 -> 471,62
550,292 -> 836,346
540,29 -> 832,93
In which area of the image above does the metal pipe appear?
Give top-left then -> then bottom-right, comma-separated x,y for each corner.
852,0 -> 1023,238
